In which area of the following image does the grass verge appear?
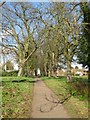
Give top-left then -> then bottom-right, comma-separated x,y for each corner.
1,76 -> 34,118
42,76 -> 88,118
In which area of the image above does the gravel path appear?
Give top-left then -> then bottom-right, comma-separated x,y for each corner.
31,78 -> 71,118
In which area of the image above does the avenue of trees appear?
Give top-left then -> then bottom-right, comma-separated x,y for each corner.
0,2 -> 89,82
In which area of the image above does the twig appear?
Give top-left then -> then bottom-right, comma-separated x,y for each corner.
0,1 -> 6,7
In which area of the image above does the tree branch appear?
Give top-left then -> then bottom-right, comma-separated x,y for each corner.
0,1 -> 6,7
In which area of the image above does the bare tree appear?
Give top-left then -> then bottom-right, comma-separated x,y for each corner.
1,2 -> 81,78
1,2 -> 44,76
49,3 -> 81,82
36,3 -> 81,81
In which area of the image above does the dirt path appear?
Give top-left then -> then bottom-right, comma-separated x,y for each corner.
31,78 -> 71,118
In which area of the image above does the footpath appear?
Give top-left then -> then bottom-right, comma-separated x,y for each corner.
31,78 -> 71,118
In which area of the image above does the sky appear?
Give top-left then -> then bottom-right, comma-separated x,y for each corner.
0,0 -> 89,2
71,62 -> 82,69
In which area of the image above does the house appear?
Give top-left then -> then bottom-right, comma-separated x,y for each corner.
71,67 -> 88,76
52,68 -> 66,76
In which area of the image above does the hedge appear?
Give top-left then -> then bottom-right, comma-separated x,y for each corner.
1,70 -> 19,76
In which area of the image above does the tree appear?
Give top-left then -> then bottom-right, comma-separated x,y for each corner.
77,2 -> 90,81
48,3 -> 81,82
6,60 -> 14,70
29,2 -> 81,81
1,2 -> 43,76
1,2 -> 82,80
30,3 -> 80,82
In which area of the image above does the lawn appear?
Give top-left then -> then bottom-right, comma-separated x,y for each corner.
42,76 -> 88,118
1,76 -> 34,118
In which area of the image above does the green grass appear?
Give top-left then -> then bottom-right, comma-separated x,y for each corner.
1,76 -> 34,118
1,76 -> 33,82
42,76 -> 88,118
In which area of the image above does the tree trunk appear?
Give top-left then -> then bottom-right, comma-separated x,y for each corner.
67,61 -> 72,82
88,66 -> 90,82
42,64 -> 46,76
18,67 -> 23,76
41,69 -> 46,76
35,69 -> 37,76
48,69 -> 52,77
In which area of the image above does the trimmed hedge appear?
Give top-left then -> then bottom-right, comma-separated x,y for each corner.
1,70 -> 19,76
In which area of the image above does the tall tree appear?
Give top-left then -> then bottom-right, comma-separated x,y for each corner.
1,2 -> 82,79
1,2 -> 43,76
77,2 -> 90,81
49,3 -> 81,82
32,3 -> 81,81
32,3 -> 80,81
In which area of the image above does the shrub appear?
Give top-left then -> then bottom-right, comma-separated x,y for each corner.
75,74 -> 80,76
1,70 -> 18,76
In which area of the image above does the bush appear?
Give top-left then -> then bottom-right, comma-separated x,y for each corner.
1,70 -> 19,76
75,74 -> 80,76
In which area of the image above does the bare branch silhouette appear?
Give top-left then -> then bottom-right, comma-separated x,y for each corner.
0,1 -> 6,7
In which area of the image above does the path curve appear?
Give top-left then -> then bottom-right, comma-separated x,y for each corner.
31,78 -> 71,118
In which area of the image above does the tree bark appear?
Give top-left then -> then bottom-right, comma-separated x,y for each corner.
88,66 -> 90,82
35,69 -> 37,76
41,67 -> 46,76
48,69 -> 51,77
18,67 -> 23,76
44,65 -> 47,76
67,61 -> 72,82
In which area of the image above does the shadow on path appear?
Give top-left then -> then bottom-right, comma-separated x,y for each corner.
31,78 -> 71,118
